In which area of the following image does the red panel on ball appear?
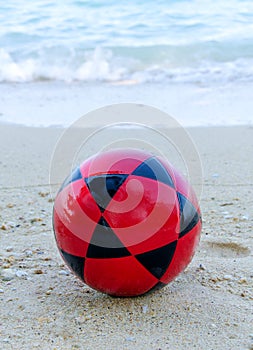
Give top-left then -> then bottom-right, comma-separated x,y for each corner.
104,177 -> 179,251
160,221 -> 201,284
166,164 -> 199,211
54,179 -> 100,249
84,256 -> 158,296
80,149 -> 151,177
53,210 -> 88,257
72,179 -> 102,224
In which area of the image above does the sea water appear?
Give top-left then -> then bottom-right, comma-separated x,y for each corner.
1,0 -> 253,84
0,0 -> 253,126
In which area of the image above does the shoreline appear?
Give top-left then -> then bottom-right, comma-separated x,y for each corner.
1,81 -> 253,128
1,119 -> 253,128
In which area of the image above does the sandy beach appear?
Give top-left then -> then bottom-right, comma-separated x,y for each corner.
0,123 -> 252,350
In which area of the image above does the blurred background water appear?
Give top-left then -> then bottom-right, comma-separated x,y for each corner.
1,0 -> 253,84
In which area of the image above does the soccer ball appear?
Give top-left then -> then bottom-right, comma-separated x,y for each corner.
53,149 -> 201,296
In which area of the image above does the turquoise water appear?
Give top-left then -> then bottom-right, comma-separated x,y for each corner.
0,0 -> 253,84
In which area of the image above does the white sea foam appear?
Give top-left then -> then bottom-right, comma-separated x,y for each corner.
0,46 -> 253,84
0,0 -> 253,84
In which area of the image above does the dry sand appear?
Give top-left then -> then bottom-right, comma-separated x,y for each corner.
0,124 -> 252,350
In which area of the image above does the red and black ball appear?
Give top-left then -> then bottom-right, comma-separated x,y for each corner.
53,149 -> 201,297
